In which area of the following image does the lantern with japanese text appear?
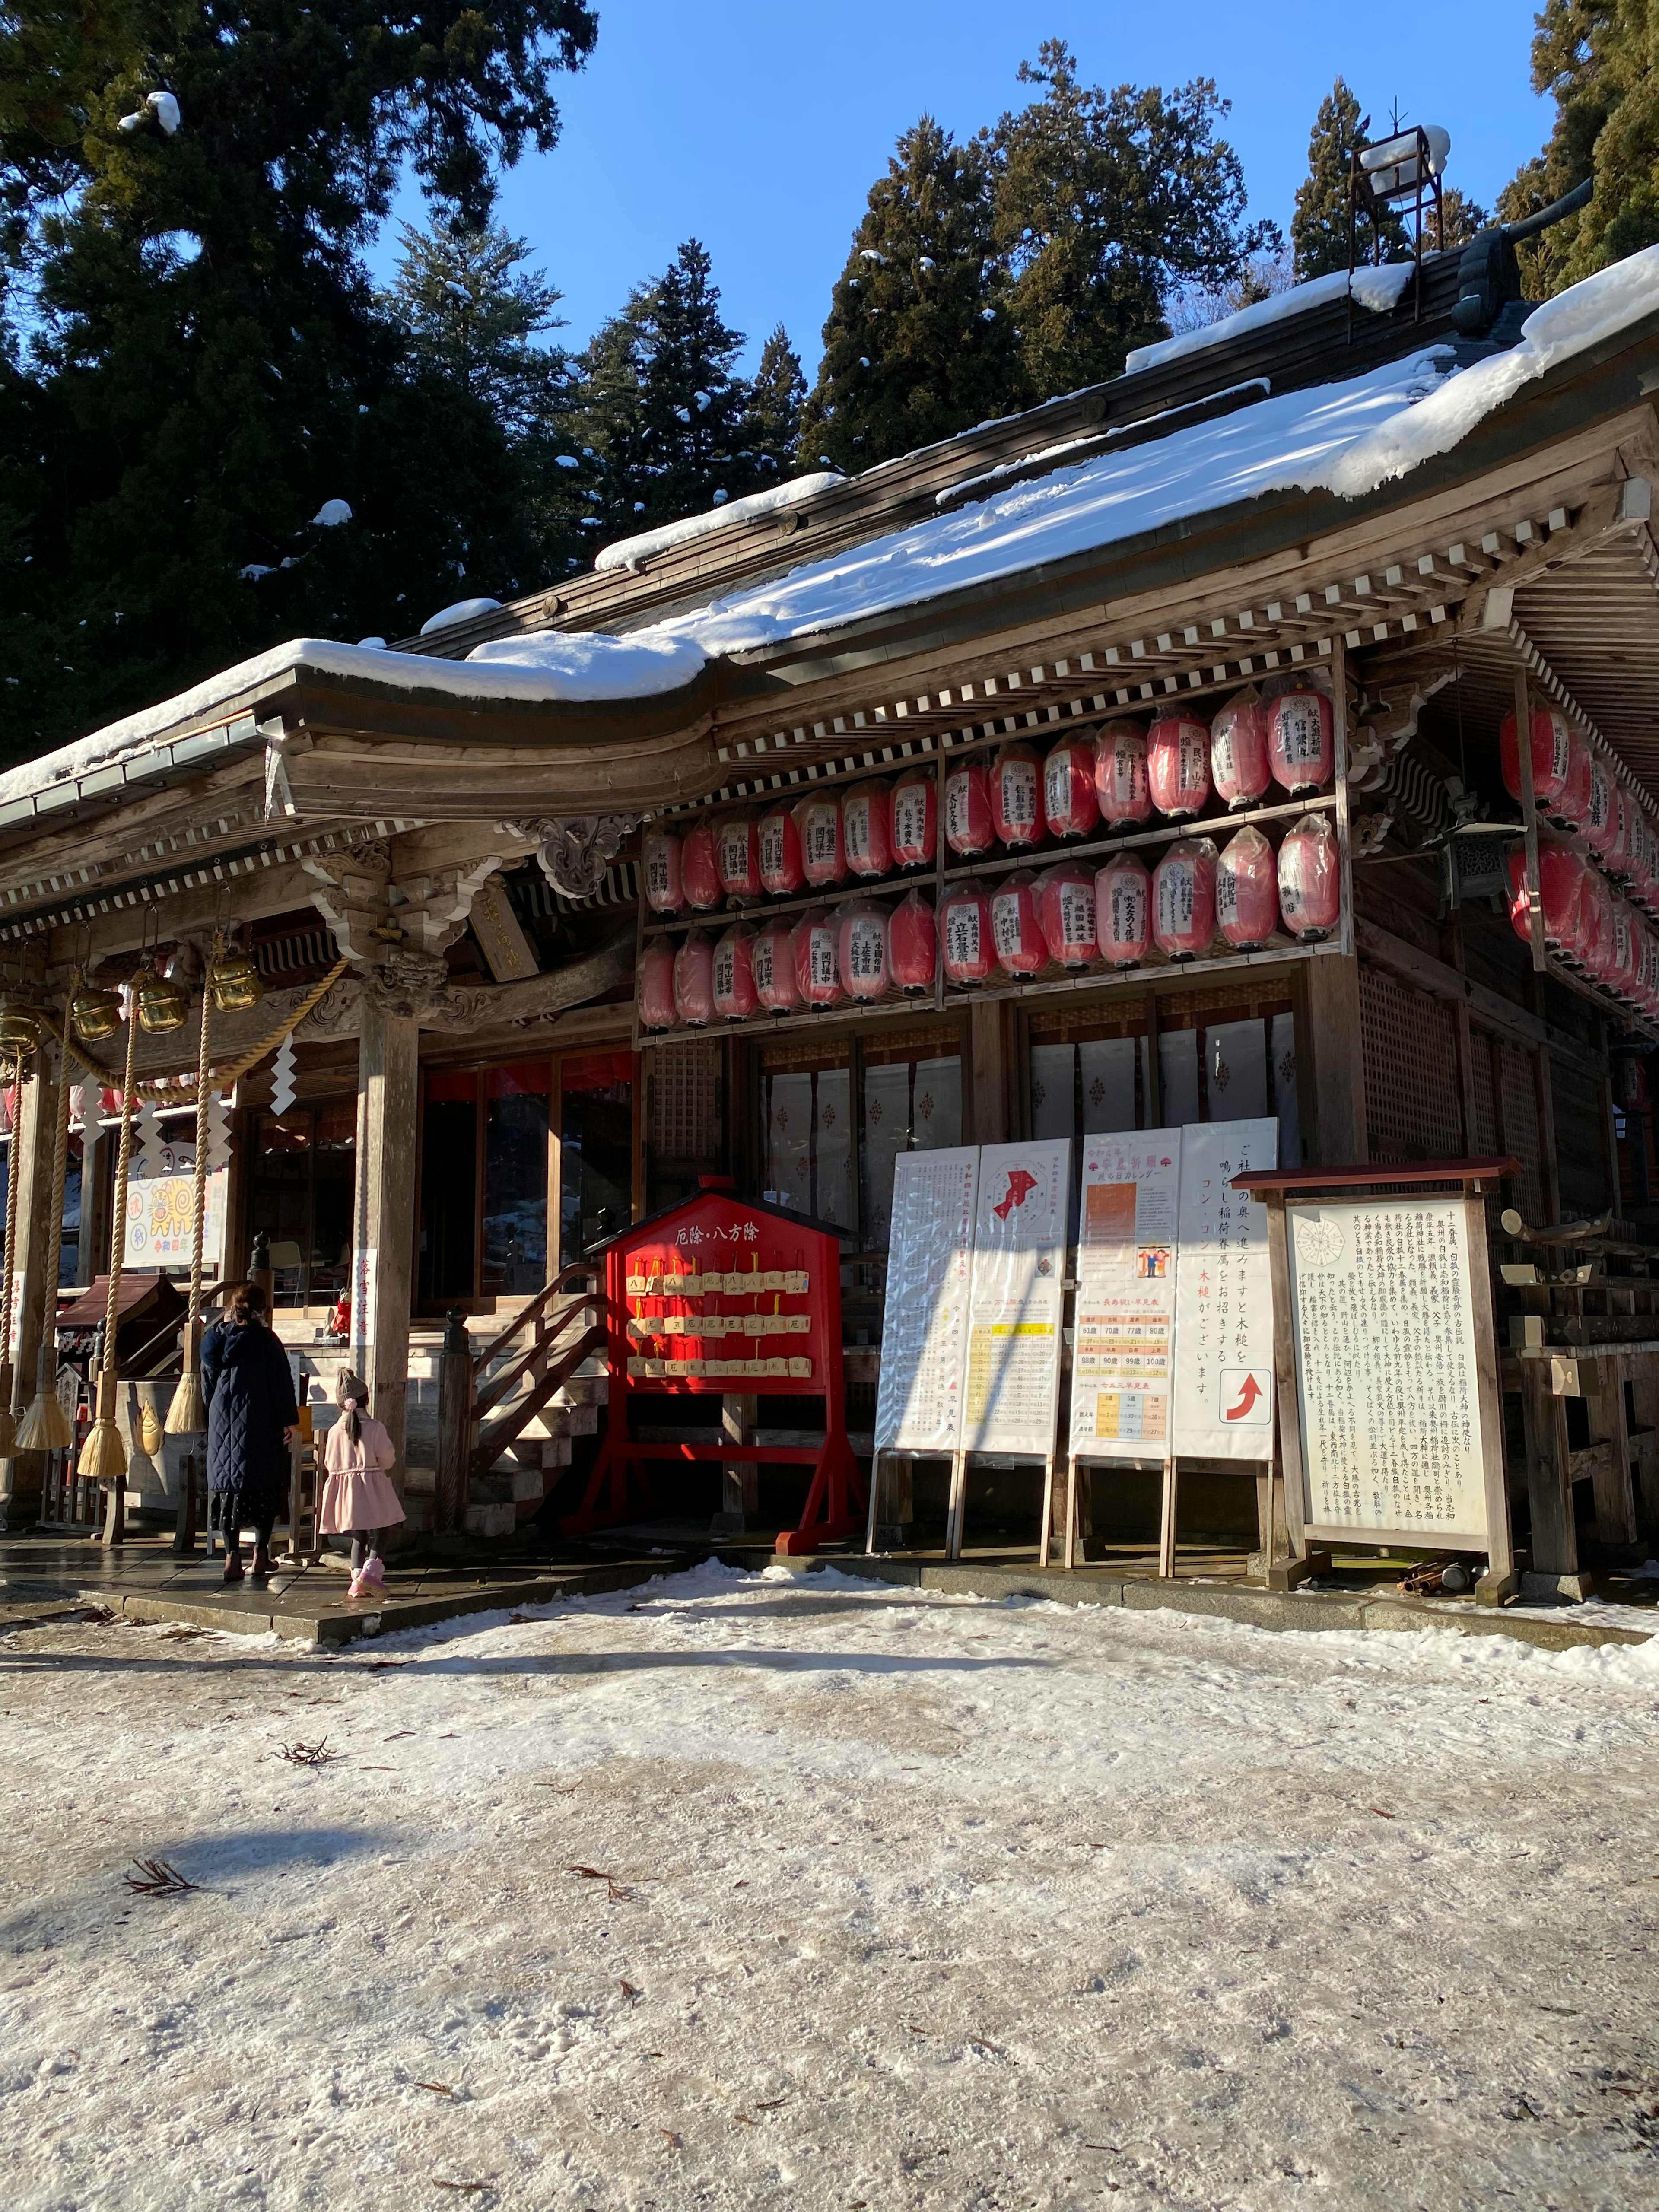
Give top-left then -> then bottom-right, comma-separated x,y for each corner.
680,820 -> 721,911
1153,839 -> 1217,960
1584,756 -> 1618,858
1505,843 -> 1589,959
1628,809 -> 1657,912
890,768 -> 937,869
753,917 -> 801,1013
1093,721 -> 1152,831
989,743 -> 1041,849
792,907 -> 843,1008
715,811 -> 761,903
837,898 -> 891,1001
1553,731 -> 1593,834
1577,865 -> 1617,981
673,929 -> 715,1025
1215,824 -> 1279,950
842,779 -> 894,879
712,923 -> 758,1021
1043,734 -> 1099,841
1267,683 -> 1335,796
1210,687 -> 1271,810
638,940 -> 677,1029
1614,896 -> 1645,1000
992,870 -> 1049,976
1095,853 -> 1151,967
1607,782 -> 1637,878
642,826 -> 683,915
1277,814 -> 1341,941
1036,862 -> 1097,969
942,880 -> 995,985
944,756 -> 994,857
795,794 -> 847,888
889,888 -> 937,993
1616,1053 -> 1651,1109
1499,703 -> 1572,810
1147,714 -> 1211,819
758,800 -> 805,896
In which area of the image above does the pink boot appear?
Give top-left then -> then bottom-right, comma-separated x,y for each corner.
357,1554 -> 386,1594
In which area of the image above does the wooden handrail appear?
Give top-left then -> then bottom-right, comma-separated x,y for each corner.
473,1262 -> 603,1375
472,1320 -> 609,1475
473,1283 -> 610,1421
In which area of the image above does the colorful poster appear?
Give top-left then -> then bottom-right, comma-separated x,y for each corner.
1170,1118 -> 1278,1458
123,1154 -> 228,1269
1070,1131 -> 1182,1459
874,1148 -> 979,1454
964,1141 -> 1069,1456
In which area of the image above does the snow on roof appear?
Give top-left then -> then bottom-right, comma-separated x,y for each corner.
464,628 -> 707,696
1124,262 -> 1417,377
593,473 -> 845,573
420,595 -> 503,636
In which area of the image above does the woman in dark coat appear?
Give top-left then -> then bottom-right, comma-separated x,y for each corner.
201,1281 -> 299,1587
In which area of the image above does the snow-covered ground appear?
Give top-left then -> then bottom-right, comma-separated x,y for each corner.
3,1564 -> 1657,2211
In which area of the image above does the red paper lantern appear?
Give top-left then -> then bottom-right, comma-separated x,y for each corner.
673,929 -> 715,1025
889,889 -> 937,993
1093,721 -> 1152,831
638,940 -> 676,1028
842,780 -> 894,879
1578,867 -> 1617,981
680,821 -> 721,911
1607,782 -> 1637,877
715,811 -> 761,903
1210,688 -> 1271,810
1553,732 -> 1593,833
1267,686 -> 1335,796
1043,735 -> 1100,841
1499,704 -> 1572,810
792,907 -> 843,1008
890,769 -> 937,869
712,924 -> 757,1020
1277,815 -> 1341,941
1611,897 -> 1643,1000
758,801 -> 805,896
942,880 -> 995,985
1153,839 -> 1218,960
1095,854 -> 1151,967
1215,824 -> 1280,949
1036,862 -> 1097,969
1616,1054 -> 1651,1109
753,918 -> 800,1013
1147,715 -> 1212,820
944,757 -> 995,857
1584,756 -> 1618,857
642,827 -> 683,915
838,898 -> 890,1001
991,870 -> 1049,976
1505,844 -> 1590,959
795,795 -> 847,888
989,743 -> 1041,849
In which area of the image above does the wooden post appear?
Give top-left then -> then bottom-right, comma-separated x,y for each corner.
969,1001 -> 1007,1146
1513,668 -> 1548,974
1520,1354 -> 1584,1591
354,991 -> 421,1485
1063,1455 -> 1081,1570
1037,1453 -> 1058,1568
1157,1452 -> 1179,1579
172,1449 -> 199,1555
435,1306 -> 472,1535
1463,1187 -> 1518,1602
1584,1352 -> 1637,1549
944,1448 -> 968,1559
867,1452 -> 914,1551
712,1390 -> 758,1535
3,1048 -> 63,1526
1303,954 -> 1367,1166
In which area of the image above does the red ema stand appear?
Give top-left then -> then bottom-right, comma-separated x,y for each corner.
562,1178 -> 866,1555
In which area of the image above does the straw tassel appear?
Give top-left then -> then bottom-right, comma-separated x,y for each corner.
0,1053 -> 29,1460
165,956 -> 215,1437
15,988 -> 76,1452
77,986 -> 141,1483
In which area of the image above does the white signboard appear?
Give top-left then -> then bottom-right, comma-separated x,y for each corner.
1070,1131 -> 1181,1458
1288,1197 -> 1489,1543
873,1148 -> 979,1455
964,1141 -> 1069,1456
1171,1119 -> 1277,1458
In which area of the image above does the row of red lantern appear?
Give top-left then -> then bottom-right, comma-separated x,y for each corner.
1506,845 -> 1659,1016
639,817 -> 1341,1027
1500,706 -> 1659,907
641,686 -> 1335,917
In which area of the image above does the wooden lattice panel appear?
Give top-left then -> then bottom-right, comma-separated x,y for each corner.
1498,1038 -> 1546,1225
1466,1028 -> 1501,1160
646,1040 -> 723,1166
1361,965 -> 1464,1164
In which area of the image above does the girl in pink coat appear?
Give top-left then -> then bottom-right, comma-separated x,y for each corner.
319,1370 -> 404,1599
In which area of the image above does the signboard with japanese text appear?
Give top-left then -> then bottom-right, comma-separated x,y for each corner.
1069,1132 -> 1181,1459
1170,1119 -> 1277,1458
123,1136 -> 227,1271
964,1141 -> 1069,1456
1287,1197 -> 1491,1545
874,1148 -> 979,1455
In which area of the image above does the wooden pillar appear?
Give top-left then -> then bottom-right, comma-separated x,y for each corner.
969,999 -> 1007,1145
1303,953 -> 1368,1166
0,1055 -> 60,1525
712,1390 -> 758,1535
1521,1357 -> 1580,1582
353,992 -> 420,1487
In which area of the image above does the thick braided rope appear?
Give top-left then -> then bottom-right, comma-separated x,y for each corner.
38,990 -> 75,1332
98,1001 -> 142,1383
61,957 -> 350,1103
0,1057 -> 26,1372
184,957 -> 215,1332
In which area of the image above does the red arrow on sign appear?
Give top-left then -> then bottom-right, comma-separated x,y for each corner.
1225,1374 -> 1264,1421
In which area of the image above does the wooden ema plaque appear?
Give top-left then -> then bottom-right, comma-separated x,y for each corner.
565,1184 -> 865,1555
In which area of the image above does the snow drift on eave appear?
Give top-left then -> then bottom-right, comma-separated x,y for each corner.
1122,261 -> 1418,376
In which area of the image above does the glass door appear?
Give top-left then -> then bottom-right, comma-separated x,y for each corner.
559,1052 -> 635,1266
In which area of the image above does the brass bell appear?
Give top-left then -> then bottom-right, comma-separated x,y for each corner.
0,997 -> 43,1056
209,944 -> 264,1014
71,984 -> 123,1044
134,960 -> 188,1036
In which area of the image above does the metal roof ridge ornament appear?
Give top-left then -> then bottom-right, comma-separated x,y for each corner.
506,815 -> 638,900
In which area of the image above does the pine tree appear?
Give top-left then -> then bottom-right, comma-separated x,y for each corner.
798,116 -> 1026,474
1290,79 -> 1407,281
1436,186 -> 1492,251
994,41 -> 1278,397
744,325 -> 805,479
1500,1 -> 1659,296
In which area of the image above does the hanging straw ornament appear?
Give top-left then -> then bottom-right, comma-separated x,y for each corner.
0,1049 -> 27,1457
16,986 -> 78,1452
77,969 -> 145,1484
165,945 -> 216,1436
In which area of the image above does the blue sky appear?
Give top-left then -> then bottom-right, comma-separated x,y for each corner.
381,1 -> 1553,377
